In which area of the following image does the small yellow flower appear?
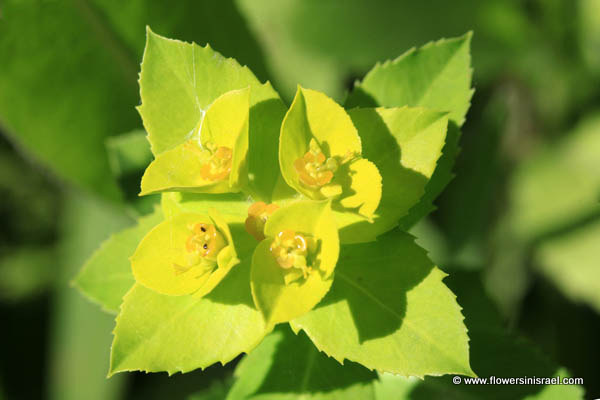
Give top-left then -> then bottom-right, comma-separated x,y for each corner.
199,143 -> 233,182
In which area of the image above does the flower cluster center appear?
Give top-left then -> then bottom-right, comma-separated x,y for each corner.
270,229 -> 310,270
294,139 -> 337,188
186,223 -> 225,260
200,143 -> 233,181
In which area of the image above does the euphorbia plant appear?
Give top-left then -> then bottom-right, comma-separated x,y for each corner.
75,27 -> 475,389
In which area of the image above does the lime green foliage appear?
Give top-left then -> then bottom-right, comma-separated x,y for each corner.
251,201 -> 339,326
346,33 -> 473,127
138,28 -> 286,200
292,231 -> 473,377
131,211 -> 238,298
536,219 -> 600,313
337,107 -> 448,243
279,87 -> 382,219
74,207 -> 163,313
227,328 -> 377,400
509,113 -> 600,240
347,34 -> 473,229
141,88 -> 250,195
370,272 -> 585,399
110,262 -> 268,375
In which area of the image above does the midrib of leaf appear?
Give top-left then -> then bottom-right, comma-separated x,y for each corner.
336,271 -> 402,320
335,269 -> 469,373
72,0 -> 138,89
409,39 -> 469,112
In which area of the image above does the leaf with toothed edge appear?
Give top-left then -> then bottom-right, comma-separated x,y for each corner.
346,33 -> 473,230
138,27 -> 286,201
290,230 -> 474,378
346,33 -> 473,127
110,258 -> 268,375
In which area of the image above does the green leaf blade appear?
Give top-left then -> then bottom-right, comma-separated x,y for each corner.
291,231 -> 473,377
346,33 -> 473,127
110,258 -> 268,375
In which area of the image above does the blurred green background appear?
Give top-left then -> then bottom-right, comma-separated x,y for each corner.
0,0 -> 599,399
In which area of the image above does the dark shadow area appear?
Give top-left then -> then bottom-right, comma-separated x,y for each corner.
339,109 -> 429,242
518,276 -> 600,399
433,86 -> 504,251
253,328 -> 376,396
204,224 -> 255,307
127,355 -> 238,400
345,86 -> 379,108
398,120 -> 461,230
0,295 -> 50,400
318,231 -> 434,343
248,98 -> 287,201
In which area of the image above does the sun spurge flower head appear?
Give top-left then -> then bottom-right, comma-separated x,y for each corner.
131,209 -> 239,298
279,86 -> 382,219
251,200 -> 339,326
140,87 -> 250,195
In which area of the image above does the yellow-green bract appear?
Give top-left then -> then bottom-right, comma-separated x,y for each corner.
131,209 -> 239,298
140,87 -> 250,195
280,86 -> 382,220
251,200 -> 339,326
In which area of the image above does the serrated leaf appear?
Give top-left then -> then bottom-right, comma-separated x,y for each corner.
279,87 -> 382,218
335,107 -> 447,243
73,207 -> 163,313
346,33 -> 473,127
131,211 -> 238,297
251,201 -> 339,326
140,88 -> 250,195
535,219 -> 600,313
372,272 -> 585,399
291,230 -> 473,377
139,28 -> 286,200
110,258 -> 268,375
346,34 -> 472,229
227,328 -> 376,400
397,122 -> 460,230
